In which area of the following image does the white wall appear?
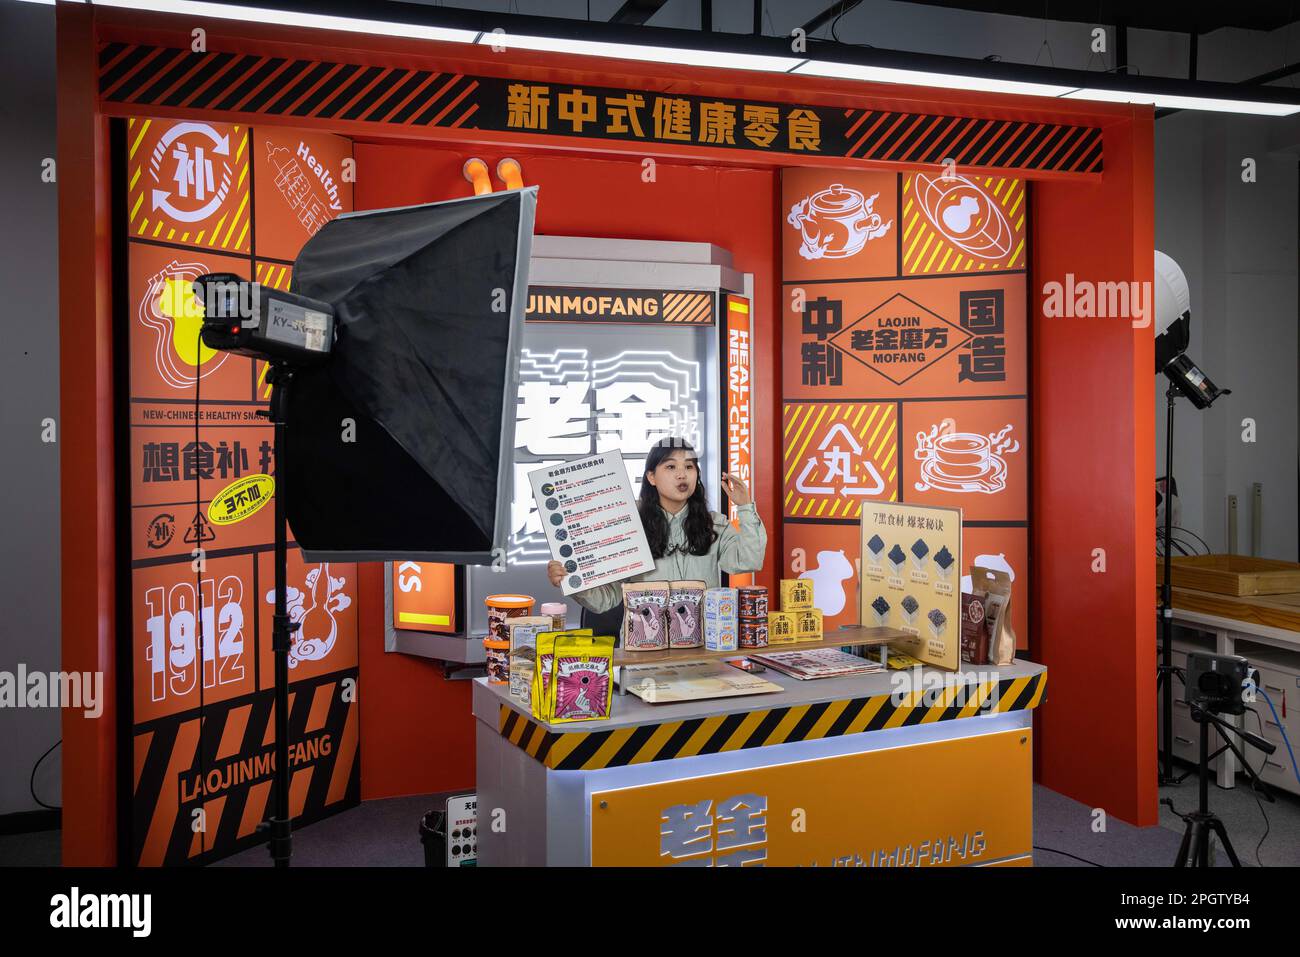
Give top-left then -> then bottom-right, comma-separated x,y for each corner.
0,0 -> 60,817
1154,112 -> 1299,559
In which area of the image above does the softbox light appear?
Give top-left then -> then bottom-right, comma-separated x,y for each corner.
284,187 -> 537,564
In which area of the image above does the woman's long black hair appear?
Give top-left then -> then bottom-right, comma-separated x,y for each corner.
639,438 -> 718,559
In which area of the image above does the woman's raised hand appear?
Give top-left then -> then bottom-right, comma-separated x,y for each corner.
721,472 -> 753,507
546,560 -> 565,588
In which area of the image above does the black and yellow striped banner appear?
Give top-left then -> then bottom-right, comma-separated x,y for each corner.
499,670 -> 1045,771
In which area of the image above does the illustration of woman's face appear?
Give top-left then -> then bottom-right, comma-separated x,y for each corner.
647,450 -> 698,506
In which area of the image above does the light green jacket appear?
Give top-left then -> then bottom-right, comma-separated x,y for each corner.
570,503 -> 768,614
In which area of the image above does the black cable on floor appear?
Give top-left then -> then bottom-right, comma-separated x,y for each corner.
1032,845 -> 1104,866
29,738 -> 61,811
1248,706 -> 1272,867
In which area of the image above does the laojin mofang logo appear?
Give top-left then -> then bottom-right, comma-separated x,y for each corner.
49,887 -> 151,937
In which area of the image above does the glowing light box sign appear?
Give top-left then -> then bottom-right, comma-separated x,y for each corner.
510,342 -> 706,566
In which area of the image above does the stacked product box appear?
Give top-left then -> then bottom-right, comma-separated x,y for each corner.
737,585 -> 769,649
704,587 -> 738,651
774,578 -> 822,642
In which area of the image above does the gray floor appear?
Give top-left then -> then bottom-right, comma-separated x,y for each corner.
4,773 -> 1298,867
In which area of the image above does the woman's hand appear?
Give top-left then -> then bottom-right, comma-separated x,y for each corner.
546,561 -> 565,588
721,472 -> 753,507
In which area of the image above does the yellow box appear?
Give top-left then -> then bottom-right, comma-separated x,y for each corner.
780,578 -> 814,611
767,611 -> 798,644
796,609 -> 823,642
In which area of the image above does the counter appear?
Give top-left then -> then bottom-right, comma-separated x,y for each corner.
473,658 -> 1047,866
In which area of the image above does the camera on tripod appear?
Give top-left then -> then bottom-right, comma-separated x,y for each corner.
1183,651 -> 1255,716
1166,650 -> 1276,867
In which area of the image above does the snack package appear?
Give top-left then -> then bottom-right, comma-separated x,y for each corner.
667,580 -> 706,648
622,582 -> 670,651
796,609 -> 823,642
780,578 -> 814,611
960,592 -> 991,665
531,628 -> 593,721
969,565 -> 1016,666
507,615 -> 553,658
704,587 -> 739,651
509,654 -> 534,705
547,632 -> 615,723
767,611 -> 798,644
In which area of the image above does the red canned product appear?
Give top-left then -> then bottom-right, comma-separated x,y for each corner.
739,618 -> 769,649
737,586 -> 769,620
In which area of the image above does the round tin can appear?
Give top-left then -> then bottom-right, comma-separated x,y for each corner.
737,586 -> 769,620
739,618 -> 769,648
484,594 -> 534,642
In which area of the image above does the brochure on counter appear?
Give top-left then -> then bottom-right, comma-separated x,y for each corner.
528,453 -> 655,597
621,660 -> 784,703
750,648 -> 884,680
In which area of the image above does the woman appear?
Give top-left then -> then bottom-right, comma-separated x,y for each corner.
547,437 -> 767,613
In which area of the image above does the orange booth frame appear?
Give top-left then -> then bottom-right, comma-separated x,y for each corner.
57,2 -> 1154,864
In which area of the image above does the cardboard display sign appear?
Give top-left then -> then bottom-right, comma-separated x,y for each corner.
529,452 -> 655,596
860,501 -> 962,670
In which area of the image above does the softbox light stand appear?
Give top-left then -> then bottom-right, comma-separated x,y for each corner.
206,188 -> 538,866
1158,382 -> 1179,786
257,362 -> 296,868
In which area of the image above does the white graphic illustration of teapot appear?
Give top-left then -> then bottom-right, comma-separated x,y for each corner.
787,184 -> 893,260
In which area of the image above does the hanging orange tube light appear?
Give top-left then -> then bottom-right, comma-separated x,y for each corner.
496,158 -> 524,190
463,158 -> 492,195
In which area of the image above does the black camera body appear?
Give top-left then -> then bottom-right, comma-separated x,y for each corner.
1184,651 -> 1254,716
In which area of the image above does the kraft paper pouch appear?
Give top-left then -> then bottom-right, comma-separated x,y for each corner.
622,582 -> 670,651
531,628 -> 593,722
969,565 -> 1016,666
667,580 -> 706,648
547,632 -> 615,724
960,592 -> 991,665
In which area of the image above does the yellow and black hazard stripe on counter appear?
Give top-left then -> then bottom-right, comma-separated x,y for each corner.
499,669 -> 1045,772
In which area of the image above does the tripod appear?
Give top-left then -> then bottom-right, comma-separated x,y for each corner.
1163,703 -> 1275,867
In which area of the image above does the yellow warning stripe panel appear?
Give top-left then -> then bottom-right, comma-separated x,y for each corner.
627,720 -> 681,766
676,714 -> 729,758
587,727 -> 639,768
497,672 -> 1047,770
